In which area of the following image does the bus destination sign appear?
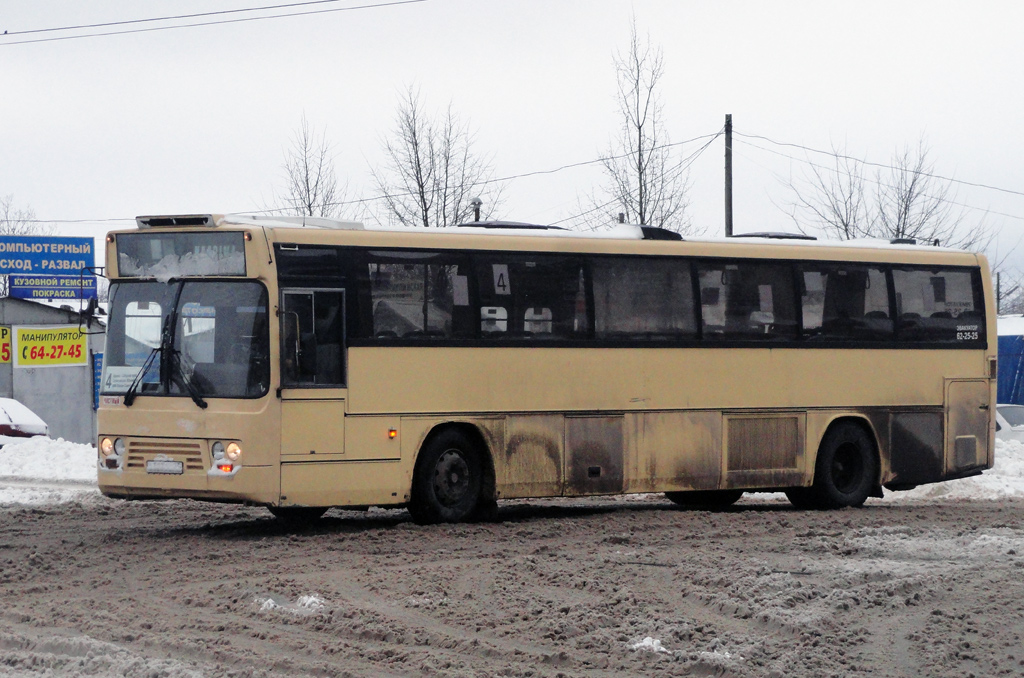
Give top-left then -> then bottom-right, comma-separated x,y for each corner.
0,236 -> 95,275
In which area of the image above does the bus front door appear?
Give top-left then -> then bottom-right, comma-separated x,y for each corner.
278,289 -> 347,506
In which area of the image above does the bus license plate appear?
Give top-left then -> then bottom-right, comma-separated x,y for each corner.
146,460 -> 184,475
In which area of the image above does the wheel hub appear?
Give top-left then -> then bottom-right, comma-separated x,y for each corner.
433,449 -> 470,507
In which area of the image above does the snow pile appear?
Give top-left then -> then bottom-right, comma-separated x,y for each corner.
630,637 -> 670,653
0,437 -> 97,482
879,438 -> 1024,502
256,593 -> 326,616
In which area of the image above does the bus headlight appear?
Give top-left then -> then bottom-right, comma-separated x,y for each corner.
225,442 -> 242,461
100,437 -> 120,457
114,438 -> 125,456
212,441 -> 225,460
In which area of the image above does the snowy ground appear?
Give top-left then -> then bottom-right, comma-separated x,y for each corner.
3,439 -> 1024,677
2,437 -> 1024,506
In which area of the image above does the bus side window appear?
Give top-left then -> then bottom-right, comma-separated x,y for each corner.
697,261 -> 796,340
474,255 -> 586,340
893,267 -> 983,343
803,265 -> 892,341
592,257 -> 695,340
282,289 -> 345,386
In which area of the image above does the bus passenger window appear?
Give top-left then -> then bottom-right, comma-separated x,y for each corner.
592,257 -> 695,340
697,261 -> 797,340
893,267 -> 983,343
474,255 -> 586,340
282,290 -> 345,386
362,253 -> 470,340
801,265 -> 892,341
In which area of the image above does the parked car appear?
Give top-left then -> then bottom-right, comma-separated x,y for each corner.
0,398 -> 49,448
995,404 -> 1024,443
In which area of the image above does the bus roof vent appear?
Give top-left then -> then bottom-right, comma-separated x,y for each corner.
136,215 -> 215,229
890,237 -> 917,245
455,220 -> 567,231
730,231 -> 817,241
639,226 -> 683,241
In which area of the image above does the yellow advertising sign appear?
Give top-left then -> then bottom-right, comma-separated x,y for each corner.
14,326 -> 88,368
0,326 -> 10,363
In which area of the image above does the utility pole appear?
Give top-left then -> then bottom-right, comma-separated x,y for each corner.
724,114 -> 733,237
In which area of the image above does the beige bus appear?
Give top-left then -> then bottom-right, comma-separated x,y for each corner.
96,214 -> 996,523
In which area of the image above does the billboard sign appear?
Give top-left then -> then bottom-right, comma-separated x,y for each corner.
0,326 -> 10,363
8,274 -> 97,300
13,326 -> 88,368
0,236 -> 95,275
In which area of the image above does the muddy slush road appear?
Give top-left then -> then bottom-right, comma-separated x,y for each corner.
2,494 -> 1024,678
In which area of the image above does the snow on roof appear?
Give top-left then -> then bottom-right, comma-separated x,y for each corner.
998,316 -> 1024,336
217,213 -> 975,252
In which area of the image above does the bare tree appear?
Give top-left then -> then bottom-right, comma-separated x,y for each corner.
372,88 -> 500,228
788,140 -> 992,251
0,195 -> 53,296
786,143 -> 870,240
280,114 -> 345,219
582,20 -> 691,232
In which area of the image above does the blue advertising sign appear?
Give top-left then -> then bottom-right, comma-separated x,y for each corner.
9,274 -> 97,300
0,236 -> 95,275
92,352 -> 103,411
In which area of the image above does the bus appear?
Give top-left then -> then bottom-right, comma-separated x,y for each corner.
96,214 -> 996,523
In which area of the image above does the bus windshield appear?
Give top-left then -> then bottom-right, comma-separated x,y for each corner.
101,280 -> 270,398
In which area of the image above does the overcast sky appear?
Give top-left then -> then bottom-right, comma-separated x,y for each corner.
3,1 -> 1024,270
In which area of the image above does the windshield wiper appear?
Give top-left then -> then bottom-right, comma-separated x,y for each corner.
123,344 -> 161,408
169,349 -> 208,409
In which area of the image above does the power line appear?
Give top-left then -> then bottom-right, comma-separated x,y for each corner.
734,131 -> 1024,200
734,137 -> 1024,224
550,130 -> 723,227
21,130 -> 725,225
4,0 -> 356,36
0,0 -> 427,47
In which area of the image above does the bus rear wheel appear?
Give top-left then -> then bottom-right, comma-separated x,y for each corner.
409,429 -> 483,525
665,489 -> 743,508
799,423 -> 878,510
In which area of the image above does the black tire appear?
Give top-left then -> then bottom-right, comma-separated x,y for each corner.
268,506 -> 327,524
784,487 -> 817,510
665,489 -> 744,509
409,429 -> 484,525
804,423 -> 879,510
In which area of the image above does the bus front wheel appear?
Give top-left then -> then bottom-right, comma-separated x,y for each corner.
798,423 -> 878,510
409,429 -> 483,525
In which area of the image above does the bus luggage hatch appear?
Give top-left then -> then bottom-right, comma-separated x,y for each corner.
565,415 -> 624,496
945,379 -> 991,473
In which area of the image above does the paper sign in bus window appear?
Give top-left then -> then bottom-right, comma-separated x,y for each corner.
492,264 -> 511,295
452,275 -> 469,306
